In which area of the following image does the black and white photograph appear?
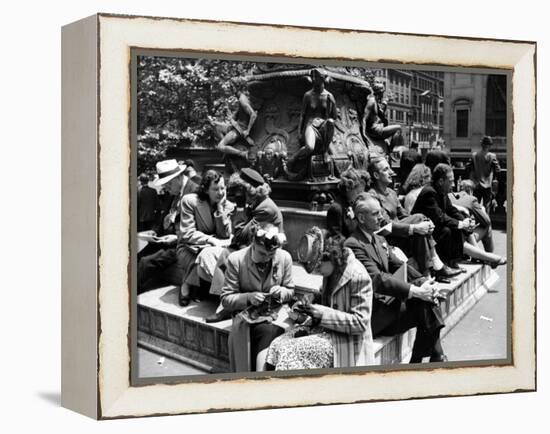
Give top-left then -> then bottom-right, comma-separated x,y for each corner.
134,54 -> 510,378
1,0 -> 544,428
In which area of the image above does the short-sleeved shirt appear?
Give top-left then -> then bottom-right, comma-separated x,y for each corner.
470,150 -> 500,189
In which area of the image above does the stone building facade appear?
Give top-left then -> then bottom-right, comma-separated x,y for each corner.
442,73 -> 507,164
375,69 -> 444,149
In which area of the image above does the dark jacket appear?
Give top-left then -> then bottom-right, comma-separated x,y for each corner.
411,184 -> 464,231
138,185 -> 159,224
344,228 -> 423,300
230,197 -> 283,248
425,149 -> 451,174
154,179 -> 198,236
326,195 -> 356,238
345,228 -> 444,340
368,187 -> 412,238
398,149 -> 422,187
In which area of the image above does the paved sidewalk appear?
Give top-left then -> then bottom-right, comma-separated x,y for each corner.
138,347 -> 206,377
441,228 -> 508,361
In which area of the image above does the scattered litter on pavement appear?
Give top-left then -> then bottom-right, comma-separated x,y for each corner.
480,315 -> 493,322
156,357 -> 165,365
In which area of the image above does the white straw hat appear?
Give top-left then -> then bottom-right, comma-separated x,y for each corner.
152,159 -> 186,187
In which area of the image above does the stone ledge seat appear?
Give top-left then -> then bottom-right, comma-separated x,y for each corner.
137,262 -> 498,372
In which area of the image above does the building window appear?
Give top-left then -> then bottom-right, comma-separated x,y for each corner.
396,110 -> 404,122
485,74 -> 507,137
456,109 -> 469,137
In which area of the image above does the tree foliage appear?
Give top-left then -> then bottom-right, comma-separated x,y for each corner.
137,56 -> 254,171
136,56 -> 379,173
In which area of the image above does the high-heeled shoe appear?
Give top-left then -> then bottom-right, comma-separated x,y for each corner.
477,257 -> 507,269
489,257 -> 507,269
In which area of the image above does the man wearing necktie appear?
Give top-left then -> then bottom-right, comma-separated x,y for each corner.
137,160 -> 198,293
344,193 -> 447,363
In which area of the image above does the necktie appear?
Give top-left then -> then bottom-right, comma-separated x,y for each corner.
372,235 -> 384,267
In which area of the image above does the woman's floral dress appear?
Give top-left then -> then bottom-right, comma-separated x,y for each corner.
266,326 -> 333,370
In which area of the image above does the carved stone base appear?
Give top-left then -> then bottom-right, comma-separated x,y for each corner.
270,178 -> 340,210
308,154 -> 334,181
363,132 -> 391,156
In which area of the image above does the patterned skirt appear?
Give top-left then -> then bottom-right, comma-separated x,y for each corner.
266,326 -> 334,370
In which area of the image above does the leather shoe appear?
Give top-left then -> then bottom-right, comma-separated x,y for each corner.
435,265 -> 462,278
433,275 -> 451,284
178,294 -> 191,307
205,310 -> 231,323
429,354 -> 448,363
448,261 -> 467,273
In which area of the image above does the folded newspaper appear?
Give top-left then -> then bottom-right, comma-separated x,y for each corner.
374,222 -> 393,237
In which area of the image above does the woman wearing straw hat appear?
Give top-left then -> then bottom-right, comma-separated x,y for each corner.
265,228 -> 375,370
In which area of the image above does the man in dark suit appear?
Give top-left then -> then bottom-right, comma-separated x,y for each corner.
413,164 -> 507,269
137,174 -> 159,231
344,193 -> 447,363
138,160 -> 199,293
412,163 -> 475,267
367,156 -> 460,280
425,149 -> 451,174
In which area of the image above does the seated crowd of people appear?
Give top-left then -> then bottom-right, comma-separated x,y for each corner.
137,140 -> 505,373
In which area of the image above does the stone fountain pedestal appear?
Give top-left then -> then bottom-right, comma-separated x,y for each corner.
238,65 -> 380,247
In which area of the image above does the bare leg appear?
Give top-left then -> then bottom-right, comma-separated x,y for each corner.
289,127 -> 316,163
463,241 -> 505,265
380,125 -> 402,140
256,348 -> 269,372
179,282 -> 191,307
475,226 -> 495,253
217,129 -> 248,159
321,119 -> 335,160
466,233 -> 478,246
209,119 -> 230,140
297,126 -> 316,158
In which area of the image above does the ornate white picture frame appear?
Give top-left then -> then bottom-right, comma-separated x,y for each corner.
61,13 -> 536,419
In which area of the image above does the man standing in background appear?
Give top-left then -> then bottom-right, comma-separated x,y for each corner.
468,135 -> 501,210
